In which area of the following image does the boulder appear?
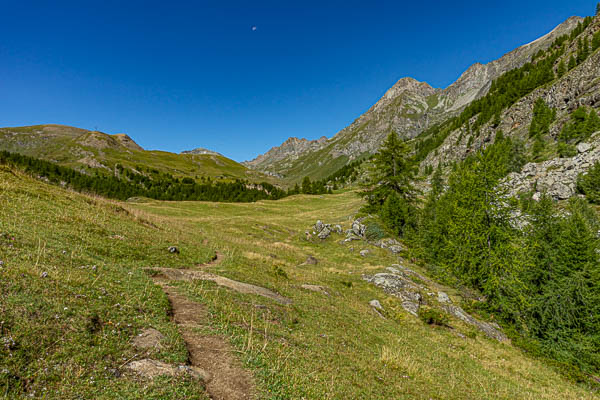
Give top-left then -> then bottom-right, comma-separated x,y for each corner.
315,220 -> 325,233
577,142 -> 592,153
132,328 -> 165,351
437,292 -> 451,304
369,299 -> 383,310
317,227 -> 331,240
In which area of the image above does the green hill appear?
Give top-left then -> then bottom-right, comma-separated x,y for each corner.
0,124 -> 276,183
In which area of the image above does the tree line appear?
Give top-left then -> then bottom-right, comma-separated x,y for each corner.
0,151 -> 290,202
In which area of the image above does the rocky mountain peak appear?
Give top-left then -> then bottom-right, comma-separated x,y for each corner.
243,15 -> 585,182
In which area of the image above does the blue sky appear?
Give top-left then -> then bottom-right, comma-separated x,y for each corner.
0,1 -> 596,161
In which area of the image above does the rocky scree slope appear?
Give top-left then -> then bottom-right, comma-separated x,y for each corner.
423,15 -> 600,199
244,16 -> 583,182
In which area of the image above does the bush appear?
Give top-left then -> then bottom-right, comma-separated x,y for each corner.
577,161 -> 600,203
418,307 -> 449,327
364,222 -> 385,241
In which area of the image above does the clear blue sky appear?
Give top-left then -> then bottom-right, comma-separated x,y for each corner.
0,1 -> 596,161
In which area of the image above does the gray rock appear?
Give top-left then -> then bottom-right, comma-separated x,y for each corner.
317,227 -> 331,240
577,142 -> 592,153
167,246 -> 179,254
443,304 -> 507,342
359,249 -> 370,257
369,299 -> 383,310
363,272 -> 422,316
40,271 -> 48,278
437,292 -> 451,304
301,284 -> 330,296
132,328 -> 165,351
375,238 -> 403,254
315,220 -> 324,233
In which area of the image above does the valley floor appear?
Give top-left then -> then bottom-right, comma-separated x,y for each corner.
0,167 -> 596,399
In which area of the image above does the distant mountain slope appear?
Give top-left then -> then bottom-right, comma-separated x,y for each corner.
0,124 -> 274,182
245,16 -> 583,182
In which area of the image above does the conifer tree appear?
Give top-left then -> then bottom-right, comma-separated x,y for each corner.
557,59 -> 566,78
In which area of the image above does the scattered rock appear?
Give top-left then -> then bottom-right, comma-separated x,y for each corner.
301,284 -> 330,296
369,299 -> 383,310
344,234 -> 361,242
305,256 -> 319,265
503,136 -> 600,200
363,273 -> 422,316
351,220 -> 366,237
315,220 -> 325,233
437,292 -> 451,304
442,304 -> 507,342
359,249 -> 370,257
126,359 -> 208,381
167,246 -> 179,254
317,227 -> 331,240
149,268 -> 292,305
132,328 -> 165,351
577,142 -> 592,153
375,238 -> 403,254
40,271 -> 48,278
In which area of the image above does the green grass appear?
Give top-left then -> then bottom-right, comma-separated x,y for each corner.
1,167 -> 598,399
0,124 -> 278,184
129,190 -> 597,399
0,166 -> 213,398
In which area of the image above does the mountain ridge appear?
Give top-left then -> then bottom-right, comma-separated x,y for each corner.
244,16 -> 583,182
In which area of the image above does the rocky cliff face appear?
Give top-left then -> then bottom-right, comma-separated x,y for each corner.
423,16 -> 600,181
245,16 -> 583,182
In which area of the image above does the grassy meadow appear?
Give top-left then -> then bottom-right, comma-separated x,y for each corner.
0,166 -> 597,399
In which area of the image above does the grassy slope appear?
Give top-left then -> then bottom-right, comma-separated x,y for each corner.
0,166 -> 214,399
0,168 -> 596,399
0,125 -> 277,183
130,193 -> 596,399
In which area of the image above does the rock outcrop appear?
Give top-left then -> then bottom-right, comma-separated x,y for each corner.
503,133 -> 600,200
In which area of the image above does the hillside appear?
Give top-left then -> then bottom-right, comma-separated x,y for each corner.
1,166 -> 596,398
0,124 -> 276,183
244,16 -> 583,182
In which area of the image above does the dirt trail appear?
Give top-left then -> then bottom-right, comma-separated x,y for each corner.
159,283 -> 255,400
149,249 -> 290,399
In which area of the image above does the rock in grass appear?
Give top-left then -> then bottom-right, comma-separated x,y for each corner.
360,249 -> 370,257
132,328 -> 165,351
126,359 -> 209,381
167,246 -> 179,254
369,299 -> 383,310
317,227 -> 331,240
305,256 -> 319,265
437,292 -> 451,304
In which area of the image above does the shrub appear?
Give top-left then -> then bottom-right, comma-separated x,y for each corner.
577,161 -> 600,203
418,307 -> 449,327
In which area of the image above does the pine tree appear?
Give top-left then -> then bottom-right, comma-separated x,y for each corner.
362,131 -> 416,208
596,2 -> 600,15
557,59 -> 566,78
568,55 -> 577,70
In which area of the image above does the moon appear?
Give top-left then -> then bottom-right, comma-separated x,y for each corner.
251,26 -> 257,31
